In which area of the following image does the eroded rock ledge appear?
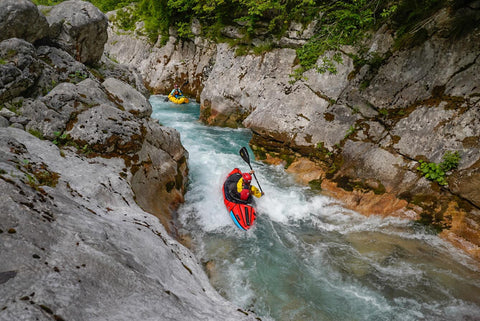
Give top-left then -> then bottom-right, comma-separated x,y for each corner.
105,3 -> 480,261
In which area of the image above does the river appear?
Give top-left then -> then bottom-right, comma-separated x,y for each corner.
150,96 -> 480,321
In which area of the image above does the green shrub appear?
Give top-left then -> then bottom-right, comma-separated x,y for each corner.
176,21 -> 195,40
440,150 -> 461,171
417,161 -> 447,185
417,151 -> 461,186
52,131 -> 69,145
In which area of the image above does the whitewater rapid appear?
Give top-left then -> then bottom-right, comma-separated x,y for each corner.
151,96 -> 480,321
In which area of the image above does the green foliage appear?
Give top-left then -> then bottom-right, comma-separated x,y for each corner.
68,70 -> 88,83
28,129 -> 45,140
417,161 -> 447,185
31,0 -> 64,5
440,151 -> 461,171
381,4 -> 398,19
417,151 -> 461,186
52,131 -> 69,145
378,108 -> 389,116
344,125 -> 357,139
136,0 -> 170,43
112,6 -> 140,31
292,0 -> 395,80
176,22 -> 195,40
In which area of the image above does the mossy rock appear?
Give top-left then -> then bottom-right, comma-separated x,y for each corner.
308,178 -> 323,191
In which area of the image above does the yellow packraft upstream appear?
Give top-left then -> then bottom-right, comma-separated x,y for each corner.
168,94 -> 189,104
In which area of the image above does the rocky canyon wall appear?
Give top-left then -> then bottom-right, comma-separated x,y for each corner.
105,3 -> 480,260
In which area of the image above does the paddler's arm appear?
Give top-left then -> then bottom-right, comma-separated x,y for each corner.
250,185 -> 263,198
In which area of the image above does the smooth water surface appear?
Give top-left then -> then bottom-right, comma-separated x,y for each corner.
150,96 -> 480,321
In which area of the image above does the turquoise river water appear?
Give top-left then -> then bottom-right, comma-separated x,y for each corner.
150,96 -> 480,321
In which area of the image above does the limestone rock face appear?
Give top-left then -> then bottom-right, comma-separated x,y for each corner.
0,128 -> 256,321
360,13 -> 480,110
21,79 -> 110,139
0,0 -> 49,43
67,104 -> 144,154
33,45 -> 92,97
131,122 -> 189,230
105,24 -> 217,99
44,0 -> 108,64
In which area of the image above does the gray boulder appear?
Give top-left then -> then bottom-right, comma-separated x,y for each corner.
66,104 -> 144,155
103,78 -> 152,118
32,45 -> 92,97
44,0 -> 108,65
0,0 -> 49,43
0,115 -> 8,127
22,78 -> 111,139
97,54 -> 150,97
0,38 -> 43,104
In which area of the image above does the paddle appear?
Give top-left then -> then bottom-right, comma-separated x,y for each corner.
164,80 -> 189,102
239,147 -> 264,194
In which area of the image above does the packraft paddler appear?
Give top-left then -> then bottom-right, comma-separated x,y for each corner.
237,170 -> 264,201
170,84 -> 183,98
